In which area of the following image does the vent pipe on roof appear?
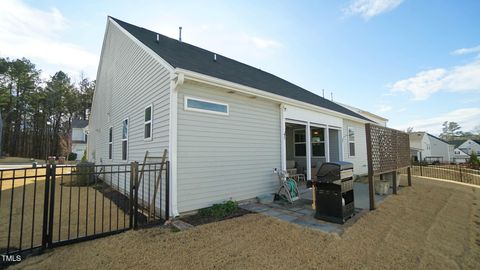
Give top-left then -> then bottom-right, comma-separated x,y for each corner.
331,92 -> 333,101
213,53 -> 217,62
322,89 -> 324,98
156,34 -> 159,43
179,26 -> 182,42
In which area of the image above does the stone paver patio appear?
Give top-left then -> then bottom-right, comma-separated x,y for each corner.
239,182 -> 394,234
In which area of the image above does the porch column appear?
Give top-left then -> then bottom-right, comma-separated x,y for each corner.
306,122 -> 312,180
280,104 -> 286,171
325,127 -> 330,162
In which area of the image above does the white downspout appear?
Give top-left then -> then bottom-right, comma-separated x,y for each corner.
169,72 -> 184,218
325,126 -> 330,162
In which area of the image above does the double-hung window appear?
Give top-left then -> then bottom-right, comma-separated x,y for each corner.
122,119 -> 128,160
348,127 -> 355,157
108,127 -> 113,159
294,129 -> 306,157
144,105 -> 153,140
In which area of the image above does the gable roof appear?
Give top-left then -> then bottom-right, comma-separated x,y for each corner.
110,17 -> 371,122
72,119 -> 88,129
427,133 -> 451,145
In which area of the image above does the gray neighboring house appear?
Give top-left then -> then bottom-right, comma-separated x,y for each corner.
409,132 -> 454,163
89,17 -> 383,217
71,119 -> 88,160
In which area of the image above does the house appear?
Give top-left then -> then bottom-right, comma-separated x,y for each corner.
456,139 -> 480,156
409,132 -> 454,163
71,119 -> 88,160
335,102 -> 388,127
453,148 -> 470,164
88,17 -> 382,217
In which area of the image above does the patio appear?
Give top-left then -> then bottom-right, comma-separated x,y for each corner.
239,181 -> 395,234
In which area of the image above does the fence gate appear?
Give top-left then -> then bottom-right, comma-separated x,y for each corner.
0,161 -> 169,264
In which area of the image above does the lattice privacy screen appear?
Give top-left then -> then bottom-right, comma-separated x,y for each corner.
366,124 -> 410,175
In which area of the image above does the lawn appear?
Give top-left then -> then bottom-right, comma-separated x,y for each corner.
0,168 -> 128,253
0,157 -> 45,165
10,177 -> 480,270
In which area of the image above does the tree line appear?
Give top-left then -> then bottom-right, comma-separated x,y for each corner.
0,57 -> 94,160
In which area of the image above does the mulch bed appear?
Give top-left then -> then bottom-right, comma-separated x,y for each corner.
180,207 -> 251,226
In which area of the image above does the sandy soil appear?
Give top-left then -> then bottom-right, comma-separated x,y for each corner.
1,170 -> 128,252
10,177 -> 480,270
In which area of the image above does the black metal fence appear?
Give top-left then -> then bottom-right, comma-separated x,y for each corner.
0,161 -> 169,261
399,164 -> 480,186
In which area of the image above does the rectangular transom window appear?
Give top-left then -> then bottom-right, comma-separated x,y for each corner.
108,127 -> 113,159
185,96 -> 229,115
144,105 -> 153,140
348,127 -> 355,157
122,119 -> 128,160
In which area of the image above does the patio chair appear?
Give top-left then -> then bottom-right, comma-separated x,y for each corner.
276,170 -> 300,203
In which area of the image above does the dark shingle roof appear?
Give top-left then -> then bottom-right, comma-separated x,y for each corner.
72,119 -> 88,129
427,133 -> 451,145
110,17 -> 371,122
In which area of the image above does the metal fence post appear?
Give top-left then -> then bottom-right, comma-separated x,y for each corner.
459,166 -> 463,182
41,164 -> 51,250
420,165 -> 423,176
407,166 -> 412,186
392,171 -> 397,194
133,162 -> 139,230
165,161 -> 170,221
129,163 -> 134,230
47,164 -> 56,248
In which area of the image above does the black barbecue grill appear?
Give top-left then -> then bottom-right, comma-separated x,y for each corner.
313,161 -> 355,224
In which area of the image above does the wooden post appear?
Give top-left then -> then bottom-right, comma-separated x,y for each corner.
149,149 -> 168,219
392,170 -> 397,194
420,165 -> 423,176
365,123 -> 376,210
407,166 -> 412,186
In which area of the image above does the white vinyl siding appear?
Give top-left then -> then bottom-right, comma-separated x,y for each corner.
343,120 -> 367,176
88,19 -> 171,216
176,82 -> 281,213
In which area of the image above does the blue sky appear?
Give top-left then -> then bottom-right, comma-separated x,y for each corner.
1,0 -> 479,135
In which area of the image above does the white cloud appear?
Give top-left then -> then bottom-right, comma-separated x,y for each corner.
376,104 -> 393,113
0,0 -> 98,77
344,0 -> 404,19
393,108 -> 480,135
248,36 -> 283,50
390,59 -> 480,100
452,45 -> 480,55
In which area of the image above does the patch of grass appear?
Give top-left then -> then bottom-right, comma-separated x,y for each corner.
198,200 -> 238,218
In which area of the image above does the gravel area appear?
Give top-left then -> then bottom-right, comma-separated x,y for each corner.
10,177 -> 480,270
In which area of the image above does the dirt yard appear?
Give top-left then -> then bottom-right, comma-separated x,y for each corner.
10,177 -> 480,270
1,168 -> 128,252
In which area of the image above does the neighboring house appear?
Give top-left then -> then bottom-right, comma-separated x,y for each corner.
71,119 -> 88,160
457,139 -> 480,156
453,148 -> 470,164
336,102 -> 388,127
409,132 -> 454,163
89,17 -> 379,217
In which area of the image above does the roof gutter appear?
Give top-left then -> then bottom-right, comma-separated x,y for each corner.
175,68 -> 374,124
